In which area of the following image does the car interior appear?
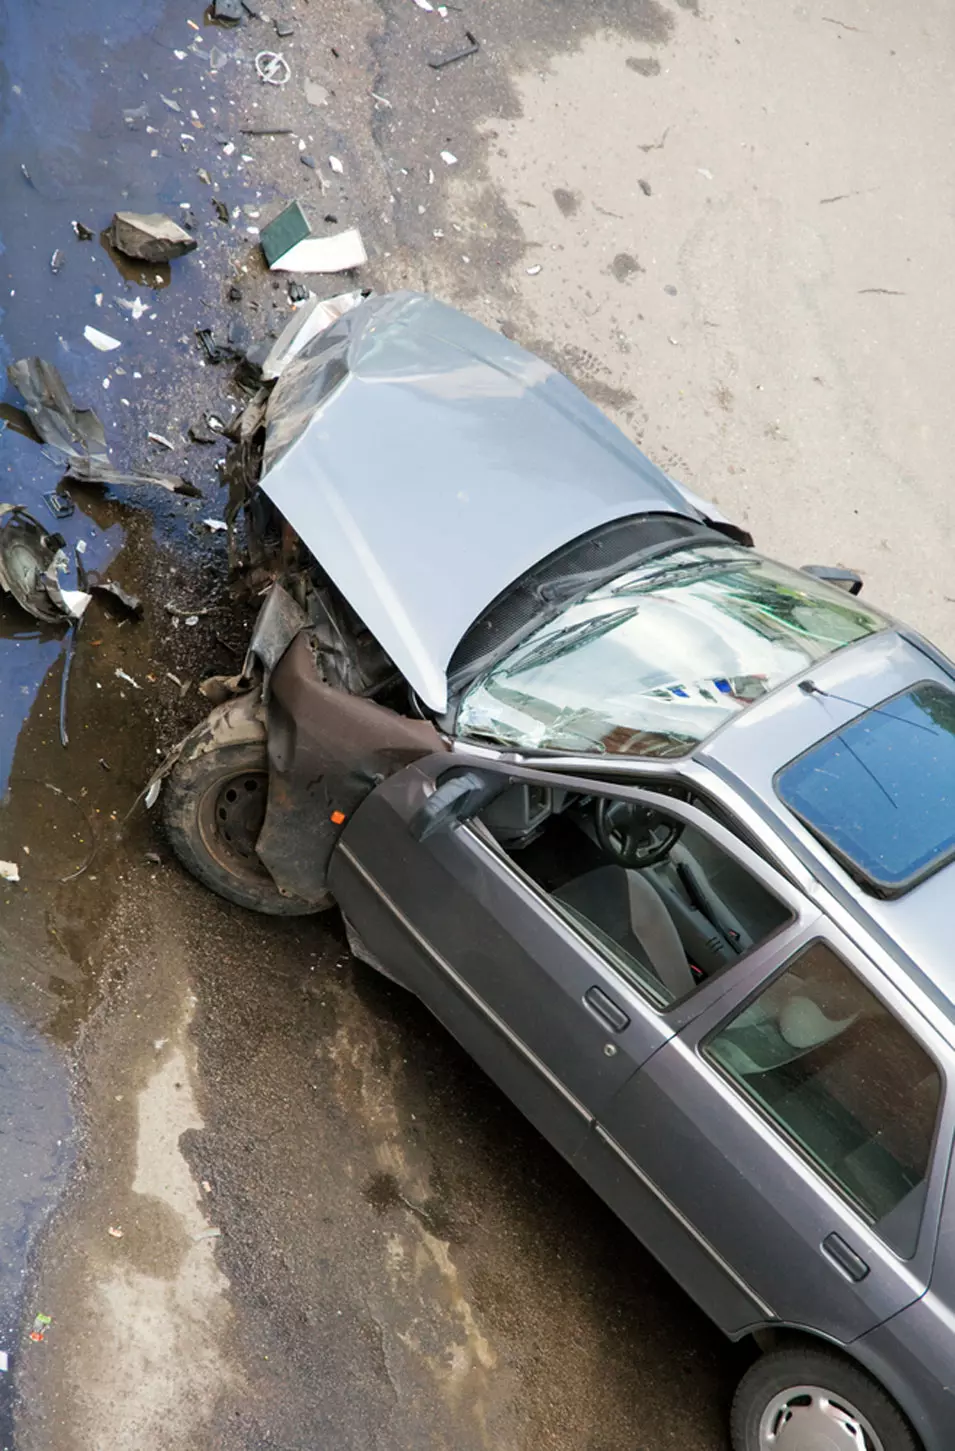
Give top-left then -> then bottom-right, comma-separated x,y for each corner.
478,782 -> 792,1007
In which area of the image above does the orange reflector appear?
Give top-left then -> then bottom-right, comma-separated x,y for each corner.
330,810 -> 346,825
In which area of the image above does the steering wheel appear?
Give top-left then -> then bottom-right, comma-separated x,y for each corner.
595,794 -> 684,869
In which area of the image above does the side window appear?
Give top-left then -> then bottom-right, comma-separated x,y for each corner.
704,941 -> 942,1257
479,785 -> 792,1009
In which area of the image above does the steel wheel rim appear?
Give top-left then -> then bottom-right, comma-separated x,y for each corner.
759,1383 -> 885,1450
197,768 -> 271,885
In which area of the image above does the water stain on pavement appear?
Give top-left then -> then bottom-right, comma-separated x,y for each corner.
0,0 -> 273,1413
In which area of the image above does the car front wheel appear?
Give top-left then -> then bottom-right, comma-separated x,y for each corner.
163,738 -> 326,916
732,1345 -> 920,1451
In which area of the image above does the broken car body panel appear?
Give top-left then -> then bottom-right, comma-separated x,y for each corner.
258,291 -> 728,712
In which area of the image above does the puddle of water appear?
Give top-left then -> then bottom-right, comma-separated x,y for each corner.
0,0 -> 274,1400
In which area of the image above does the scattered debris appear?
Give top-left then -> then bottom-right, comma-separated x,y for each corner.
59,618 -> 81,745
192,1227 -> 222,1242
123,104 -> 149,128
196,327 -> 241,364
412,0 -> 434,10
300,154 -> 317,169
371,91 -> 392,107
115,668 -> 141,690
0,862 -> 20,884
212,198 -> 230,223
0,504 -> 87,625
189,421 -> 220,445
526,264 -> 542,276
0,1351 -> 8,1373
275,18 -> 295,36
64,461 -> 200,497
209,45 -> 228,69
72,220 -> 95,241
328,154 -> 344,174
440,150 -> 458,165
91,581 -> 143,618
202,518 -> 228,532
304,78 -> 329,106
160,94 -> 182,113
84,325 -> 122,352
43,491 -> 75,520
239,125 -> 294,135
697,166 -> 713,180
116,295 -> 148,319
145,850 -> 163,865
50,249 -> 65,274
197,167 -> 212,185
213,0 -> 244,22
858,287 -> 905,296
287,279 -> 309,303
638,178 -> 652,196
261,203 -> 366,273
7,357 -> 109,464
258,289 -> 364,381
429,30 -> 479,68
29,1314 -> 51,1344
107,1226 -> 124,1239
164,599 -> 217,618
255,50 -> 291,85
147,431 -> 175,450
108,212 -> 198,263
260,199 -> 310,265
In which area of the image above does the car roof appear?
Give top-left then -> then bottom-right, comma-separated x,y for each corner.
697,628 -> 955,1023
258,291 -> 720,712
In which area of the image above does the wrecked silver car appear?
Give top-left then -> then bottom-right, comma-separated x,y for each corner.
159,292 -> 955,1451
160,288 -> 756,914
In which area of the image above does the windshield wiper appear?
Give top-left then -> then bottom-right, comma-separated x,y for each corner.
502,606 -> 639,676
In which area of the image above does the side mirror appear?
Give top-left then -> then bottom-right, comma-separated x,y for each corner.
409,770 -> 506,842
801,565 -> 864,596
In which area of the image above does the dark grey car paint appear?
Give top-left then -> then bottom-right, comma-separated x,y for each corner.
328,742 -> 955,1451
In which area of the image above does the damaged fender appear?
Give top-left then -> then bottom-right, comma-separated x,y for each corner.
257,633 -> 447,904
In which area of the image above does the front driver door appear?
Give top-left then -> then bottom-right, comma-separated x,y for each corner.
329,754 -> 683,1162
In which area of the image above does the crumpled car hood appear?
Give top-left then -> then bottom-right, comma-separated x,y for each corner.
258,291 -> 715,713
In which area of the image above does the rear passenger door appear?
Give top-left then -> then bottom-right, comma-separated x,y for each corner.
578,922 -> 949,1340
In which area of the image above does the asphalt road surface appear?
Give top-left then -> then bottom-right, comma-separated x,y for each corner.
1,0 -> 952,1447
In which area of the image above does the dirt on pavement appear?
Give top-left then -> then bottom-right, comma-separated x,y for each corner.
5,0 -> 955,1447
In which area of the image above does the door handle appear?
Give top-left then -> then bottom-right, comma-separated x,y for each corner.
584,986 -> 630,1032
822,1232 -> 869,1282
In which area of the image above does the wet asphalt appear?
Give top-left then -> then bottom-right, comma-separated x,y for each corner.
2,0 -> 951,1445
0,0 -> 749,1443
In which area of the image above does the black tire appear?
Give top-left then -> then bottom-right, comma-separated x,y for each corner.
732,1344 -> 920,1451
163,739 -> 323,916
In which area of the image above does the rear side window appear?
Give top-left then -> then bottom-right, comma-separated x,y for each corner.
704,941 -> 941,1256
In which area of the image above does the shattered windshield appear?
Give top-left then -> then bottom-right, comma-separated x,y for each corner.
456,544 -> 886,758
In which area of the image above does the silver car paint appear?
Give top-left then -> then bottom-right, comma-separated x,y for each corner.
258,290 -> 726,712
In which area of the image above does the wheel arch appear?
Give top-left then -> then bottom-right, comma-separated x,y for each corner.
742,1322 -> 927,1451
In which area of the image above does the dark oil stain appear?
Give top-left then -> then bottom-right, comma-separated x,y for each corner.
362,1170 -> 458,1239
626,56 -> 661,74
552,187 -> 580,217
612,252 -> 643,282
363,1170 -> 403,1215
